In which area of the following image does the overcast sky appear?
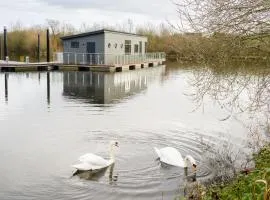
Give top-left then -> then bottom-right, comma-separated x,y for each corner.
0,0 -> 179,29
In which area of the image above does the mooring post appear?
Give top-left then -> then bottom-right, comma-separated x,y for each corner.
0,35 -> 2,60
3,26 -> 8,61
37,33 -> 40,63
46,29 -> 50,63
47,72 -> 50,105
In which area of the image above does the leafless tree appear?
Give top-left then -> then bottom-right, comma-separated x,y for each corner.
175,0 -> 270,35
188,65 -> 270,142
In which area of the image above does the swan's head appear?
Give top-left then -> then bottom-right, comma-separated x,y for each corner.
110,141 -> 119,148
184,155 -> 197,171
192,164 -> 197,172
109,141 -> 119,161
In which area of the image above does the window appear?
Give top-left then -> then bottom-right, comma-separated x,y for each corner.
71,41 -> 79,48
114,43 -> 117,48
145,42 -> 148,53
108,43 -> 111,48
134,44 -> 139,53
139,41 -> 142,53
125,40 -> 131,54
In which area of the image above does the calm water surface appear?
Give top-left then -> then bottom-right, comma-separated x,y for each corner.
0,66 -> 250,200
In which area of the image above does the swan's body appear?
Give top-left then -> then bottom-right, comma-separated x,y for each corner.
72,153 -> 114,171
154,147 -> 196,169
72,141 -> 118,171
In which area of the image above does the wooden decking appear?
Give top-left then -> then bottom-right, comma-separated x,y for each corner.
0,60 -> 165,72
0,52 -> 166,72
0,61 -> 58,72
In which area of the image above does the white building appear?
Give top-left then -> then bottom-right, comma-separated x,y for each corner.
61,29 -> 148,65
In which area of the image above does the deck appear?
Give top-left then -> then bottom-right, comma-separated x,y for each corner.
0,52 -> 165,72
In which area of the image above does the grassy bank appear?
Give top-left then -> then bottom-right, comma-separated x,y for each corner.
203,144 -> 270,200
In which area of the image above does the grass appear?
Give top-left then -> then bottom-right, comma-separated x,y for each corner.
203,144 -> 270,200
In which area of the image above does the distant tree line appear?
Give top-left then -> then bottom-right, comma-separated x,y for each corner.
0,12 -> 269,63
0,20 -> 75,62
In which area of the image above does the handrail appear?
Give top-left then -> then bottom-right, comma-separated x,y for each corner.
55,52 -> 166,65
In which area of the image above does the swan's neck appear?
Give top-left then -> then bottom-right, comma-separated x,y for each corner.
184,157 -> 188,168
184,155 -> 195,167
109,145 -> 115,161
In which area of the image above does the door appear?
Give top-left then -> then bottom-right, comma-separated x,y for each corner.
86,42 -> 96,64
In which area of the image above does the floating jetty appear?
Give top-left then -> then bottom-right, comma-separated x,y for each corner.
0,52 -> 165,72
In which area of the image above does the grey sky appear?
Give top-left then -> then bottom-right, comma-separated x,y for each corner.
0,0 -> 179,29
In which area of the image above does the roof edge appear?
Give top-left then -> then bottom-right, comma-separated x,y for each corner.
61,29 -> 146,40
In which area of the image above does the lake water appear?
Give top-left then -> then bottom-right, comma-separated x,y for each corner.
0,65 -> 254,199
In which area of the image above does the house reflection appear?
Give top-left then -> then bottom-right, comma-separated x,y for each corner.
63,66 -> 166,104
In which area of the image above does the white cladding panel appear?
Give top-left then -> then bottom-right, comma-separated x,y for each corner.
104,32 -> 148,55
104,32 -> 147,64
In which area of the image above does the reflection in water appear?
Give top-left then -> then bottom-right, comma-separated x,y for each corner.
0,65 -> 263,200
181,163 -> 201,199
189,67 -> 270,143
184,167 -> 197,182
73,164 -> 118,184
38,73 -> 41,84
3,73 -> 51,105
4,73 -> 8,102
47,72 -> 50,105
63,66 -> 166,104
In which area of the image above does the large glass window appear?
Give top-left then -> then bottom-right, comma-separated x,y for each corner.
139,41 -> 142,53
71,41 -> 79,48
145,42 -> 148,53
134,44 -> 139,53
125,40 -> 131,54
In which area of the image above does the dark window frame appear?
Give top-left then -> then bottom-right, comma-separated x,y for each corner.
134,44 -> 139,53
139,41 -> 142,53
71,41 -> 79,48
145,42 -> 148,53
125,40 -> 131,54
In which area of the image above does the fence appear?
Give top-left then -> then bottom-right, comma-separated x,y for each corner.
114,52 -> 166,65
55,52 -> 166,65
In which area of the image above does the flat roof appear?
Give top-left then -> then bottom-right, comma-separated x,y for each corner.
61,29 -> 146,40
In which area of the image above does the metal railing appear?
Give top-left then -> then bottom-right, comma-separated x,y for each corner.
55,52 -> 166,66
114,52 -> 166,65
60,53 -> 105,65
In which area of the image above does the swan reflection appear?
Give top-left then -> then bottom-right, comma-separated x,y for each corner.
184,167 -> 197,182
73,163 -> 118,184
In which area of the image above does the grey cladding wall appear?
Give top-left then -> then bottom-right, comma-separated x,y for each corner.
63,34 -> 105,64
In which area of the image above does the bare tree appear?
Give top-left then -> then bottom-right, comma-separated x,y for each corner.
127,18 -> 134,33
188,65 -> 270,141
46,19 -> 61,53
175,0 -> 270,35
47,19 -> 60,36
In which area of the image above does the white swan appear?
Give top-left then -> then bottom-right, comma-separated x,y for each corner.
154,147 -> 197,170
72,141 -> 119,171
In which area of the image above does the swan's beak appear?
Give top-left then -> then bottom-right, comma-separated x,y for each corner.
192,164 -> 197,172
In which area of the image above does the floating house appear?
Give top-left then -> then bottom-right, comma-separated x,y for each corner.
60,29 -> 165,72
61,29 -> 147,64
